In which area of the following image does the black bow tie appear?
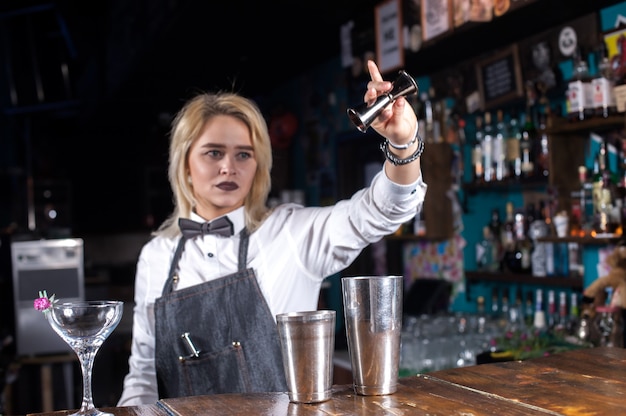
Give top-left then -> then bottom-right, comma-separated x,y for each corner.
178,217 -> 234,238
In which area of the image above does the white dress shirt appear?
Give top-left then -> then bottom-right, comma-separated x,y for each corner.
117,168 -> 426,406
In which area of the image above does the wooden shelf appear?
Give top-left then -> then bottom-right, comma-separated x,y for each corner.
462,178 -> 547,194
536,236 -> 622,245
547,115 -> 625,135
465,271 -> 583,289
404,0 -> 623,78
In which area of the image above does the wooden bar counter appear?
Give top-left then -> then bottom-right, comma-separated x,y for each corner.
29,347 -> 626,416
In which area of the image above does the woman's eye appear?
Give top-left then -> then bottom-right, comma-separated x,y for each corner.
207,149 -> 222,157
237,152 -> 252,160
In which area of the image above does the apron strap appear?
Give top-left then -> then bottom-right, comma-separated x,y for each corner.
162,227 -> 250,296
162,236 -> 187,296
238,228 -> 249,270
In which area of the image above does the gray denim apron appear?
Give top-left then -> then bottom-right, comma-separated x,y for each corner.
154,229 -> 287,398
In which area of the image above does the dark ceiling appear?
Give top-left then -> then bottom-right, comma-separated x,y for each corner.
1,0 -> 381,123
0,0 -> 381,233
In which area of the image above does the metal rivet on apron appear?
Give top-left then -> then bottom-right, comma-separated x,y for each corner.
173,275 -> 179,283
232,341 -> 241,347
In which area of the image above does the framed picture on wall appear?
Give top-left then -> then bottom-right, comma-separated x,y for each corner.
475,44 -> 524,109
375,0 -> 404,73
422,0 -> 452,43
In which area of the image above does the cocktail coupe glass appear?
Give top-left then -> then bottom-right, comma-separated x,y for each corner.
45,300 -> 123,416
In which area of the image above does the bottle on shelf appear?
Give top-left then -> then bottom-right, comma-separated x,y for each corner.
494,109 -> 507,181
472,116 -> 485,183
476,226 -> 499,272
505,111 -> 522,180
592,40 -> 617,118
618,147 -> 626,236
501,201 -> 517,272
533,288 -> 546,330
535,112 -> 550,178
488,207 -> 503,264
476,295 -> 487,334
569,292 -> 580,334
421,90 -> 436,143
592,139 -> 619,235
482,111 -> 495,182
501,290 -> 510,322
524,290 -> 535,328
570,165 -> 591,237
538,200 -> 556,276
529,201 -> 549,277
509,289 -> 524,330
566,46 -> 594,121
555,291 -> 569,333
612,34 -> 626,113
546,289 -> 557,329
520,110 -> 536,179
513,206 -> 532,273
491,287 -> 500,318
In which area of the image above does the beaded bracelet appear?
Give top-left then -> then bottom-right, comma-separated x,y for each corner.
386,121 -> 420,150
379,134 -> 424,166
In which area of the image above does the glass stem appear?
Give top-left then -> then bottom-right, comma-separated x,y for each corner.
77,346 -> 99,412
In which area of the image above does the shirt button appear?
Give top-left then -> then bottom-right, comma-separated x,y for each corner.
207,252 -> 214,258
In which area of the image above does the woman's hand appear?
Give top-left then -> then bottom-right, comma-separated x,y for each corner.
364,60 -> 417,147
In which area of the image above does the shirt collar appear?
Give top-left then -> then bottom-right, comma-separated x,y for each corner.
190,207 -> 245,236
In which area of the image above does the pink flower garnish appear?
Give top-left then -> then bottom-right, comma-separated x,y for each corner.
34,290 -> 57,314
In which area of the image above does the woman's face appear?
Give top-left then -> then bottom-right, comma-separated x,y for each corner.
187,114 -> 257,220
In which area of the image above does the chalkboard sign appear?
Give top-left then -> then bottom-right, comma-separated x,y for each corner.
475,44 -> 523,109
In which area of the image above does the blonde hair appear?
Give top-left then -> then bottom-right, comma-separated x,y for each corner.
156,92 -> 273,238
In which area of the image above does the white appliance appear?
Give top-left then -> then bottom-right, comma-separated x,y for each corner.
11,238 -> 84,356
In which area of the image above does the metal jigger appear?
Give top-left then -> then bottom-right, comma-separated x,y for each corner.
347,70 -> 419,132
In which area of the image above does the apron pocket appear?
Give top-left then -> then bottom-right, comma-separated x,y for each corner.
179,343 -> 251,395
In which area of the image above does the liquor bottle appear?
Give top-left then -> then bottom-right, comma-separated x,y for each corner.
538,200 -> 555,276
505,112 -> 522,180
493,109 -> 507,181
472,116 -> 484,183
524,291 -> 534,328
476,226 -> 499,272
421,91 -> 436,143
533,289 -> 546,330
567,47 -> 594,121
482,111 -> 494,182
612,34 -> 626,113
500,291 -> 510,326
592,140 -> 618,235
592,41 -> 617,118
569,165 -> 588,237
488,207 -> 503,264
618,148 -> 626,236
546,290 -> 557,329
510,289 -> 524,330
476,295 -> 487,334
510,206 -> 531,274
569,292 -> 580,334
518,233 -> 532,274
491,287 -> 500,318
555,291 -> 568,333
578,165 -> 594,235
529,201 -> 549,277
535,113 -> 550,178
520,110 -> 536,179
501,201 -> 516,272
